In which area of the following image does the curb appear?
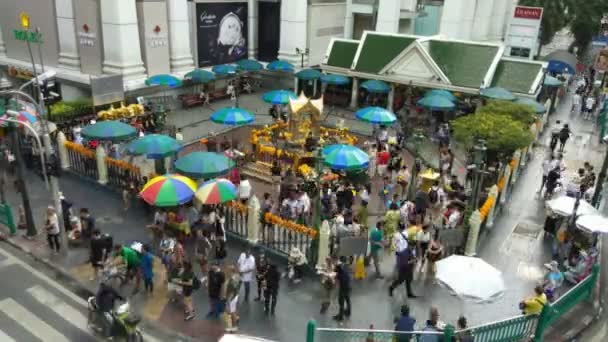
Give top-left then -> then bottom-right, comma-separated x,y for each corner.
0,233 -> 196,342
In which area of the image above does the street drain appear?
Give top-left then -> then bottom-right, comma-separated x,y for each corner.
513,221 -> 542,239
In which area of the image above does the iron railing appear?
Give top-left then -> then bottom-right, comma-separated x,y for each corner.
66,147 -> 98,180
455,314 -> 537,342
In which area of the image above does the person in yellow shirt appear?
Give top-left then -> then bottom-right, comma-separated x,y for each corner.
520,285 -> 547,315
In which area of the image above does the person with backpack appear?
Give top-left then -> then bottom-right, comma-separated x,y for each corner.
176,261 -> 197,321
428,181 -> 444,223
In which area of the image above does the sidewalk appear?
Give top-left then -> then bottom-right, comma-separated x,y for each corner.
0,88 -> 603,341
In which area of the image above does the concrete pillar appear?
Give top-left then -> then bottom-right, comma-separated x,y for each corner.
511,149 -> 521,184
57,131 -> 69,170
316,220 -> 331,270
500,165 -> 511,204
0,26 -> 6,57
313,81 -> 318,97
376,0 -> 401,33
387,83 -> 395,111
164,156 -> 172,173
100,0 -> 146,79
248,0 -> 258,59
278,0 -> 308,66
490,0 -> 509,41
344,0 -> 354,39
96,145 -> 108,185
55,0 -> 81,70
294,78 -> 299,94
486,185 -> 499,228
472,0 -> 494,41
439,0 -> 477,40
247,195 -> 260,244
464,209 -> 482,256
350,77 -> 359,109
167,0 -> 195,73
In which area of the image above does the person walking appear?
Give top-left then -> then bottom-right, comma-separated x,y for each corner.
44,206 -> 61,254
389,245 -> 417,298
141,244 -> 154,294
194,229 -> 212,283
224,265 -> 241,332
319,257 -> 336,314
394,305 -> 416,342
333,256 -> 352,322
89,229 -> 107,281
558,124 -> 571,152
254,253 -> 268,301
238,249 -> 256,301
264,263 -> 280,316
207,262 -> 226,319
177,261 -> 196,321
369,222 -> 384,279
539,153 -> 556,194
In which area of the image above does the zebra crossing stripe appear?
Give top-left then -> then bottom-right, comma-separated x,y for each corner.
26,285 -> 89,335
0,298 -> 70,342
0,329 -> 17,342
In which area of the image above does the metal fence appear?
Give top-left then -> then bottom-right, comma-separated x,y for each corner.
105,158 -> 143,190
0,203 -> 15,234
455,314 -> 537,342
308,324 -> 454,342
222,204 -> 249,238
65,146 -> 98,180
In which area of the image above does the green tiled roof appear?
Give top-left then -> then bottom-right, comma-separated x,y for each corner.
353,34 -> 416,73
326,40 -> 359,69
491,60 -> 543,94
427,41 -> 499,88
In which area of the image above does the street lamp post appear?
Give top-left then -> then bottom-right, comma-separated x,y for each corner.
407,130 -> 425,201
295,48 -> 309,69
469,139 -> 487,209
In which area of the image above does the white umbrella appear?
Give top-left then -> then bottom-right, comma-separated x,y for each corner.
435,255 -> 505,302
576,215 -> 608,234
546,196 -> 598,217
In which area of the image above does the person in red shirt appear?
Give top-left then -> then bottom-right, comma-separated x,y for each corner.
377,146 -> 390,177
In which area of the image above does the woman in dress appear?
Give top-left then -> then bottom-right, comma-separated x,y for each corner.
223,264 -> 241,332
426,231 -> 444,275
383,202 -> 401,247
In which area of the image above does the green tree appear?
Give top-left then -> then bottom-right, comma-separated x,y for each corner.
568,0 -> 608,57
520,0 -> 571,46
478,101 -> 537,126
451,112 -> 534,162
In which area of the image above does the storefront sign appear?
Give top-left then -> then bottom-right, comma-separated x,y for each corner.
594,48 -> 608,72
13,29 -> 42,43
78,31 -> 96,47
147,38 -> 168,48
196,2 -> 248,67
513,6 -> 543,20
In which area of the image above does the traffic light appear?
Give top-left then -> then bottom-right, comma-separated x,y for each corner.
41,78 -> 61,105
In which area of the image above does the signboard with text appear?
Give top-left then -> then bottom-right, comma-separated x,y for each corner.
505,6 -> 544,60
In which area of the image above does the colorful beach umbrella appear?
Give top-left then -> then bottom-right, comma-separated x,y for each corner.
140,174 -> 196,207
355,107 -> 397,125
126,134 -> 183,159
195,179 -> 238,205
236,59 -> 263,72
417,95 -> 456,111
184,69 -> 216,83
322,144 -> 370,171
480,87 -> 516,101
360,80 -> 390,93
145,74 -> 182,88
266,60 -> 294,72
262,90 -> 297,105
212,64 -> 238,75
516,98 -> 546,114
425,89 -> 457,102
295,69 -> 322,80
81,120 -> 137,142
174,152 -> 235,179
0,111 -> 37,127
211,107 -> 255,125
320,74 -> 350,85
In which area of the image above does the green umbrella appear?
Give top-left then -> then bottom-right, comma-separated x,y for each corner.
184,69 -> 216,83
211,107 -> 255,125
81,120 -> 137,142
322,144 -> 369,171
126,134 -> 183,159
145,74 -> 182,88
262,90 -> 297,105
516,98 -> 546,114
480,87 -> 516,101
425,89 -> 457,102
417,95 -> 456,111
355,107 -> 397,125
543,76 -> 563,87
236,59 -> 263,72
174,152 -> 235,179
295,69 -> 322,80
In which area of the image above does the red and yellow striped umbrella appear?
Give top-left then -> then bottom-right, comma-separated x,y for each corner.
140,174 -> 196,207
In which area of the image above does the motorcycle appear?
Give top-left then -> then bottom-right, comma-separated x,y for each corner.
87,296 -> 143,342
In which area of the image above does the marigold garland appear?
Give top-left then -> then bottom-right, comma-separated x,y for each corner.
227,200 -> 248,214
509,157 -> 517,169
64,141 -> 95,159
264,212 -> 318,238
497,176 -> 506,192
479,195 -> 496,222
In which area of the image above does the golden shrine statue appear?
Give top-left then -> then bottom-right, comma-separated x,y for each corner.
287,93 -> 322,142
97,101 -> 145,120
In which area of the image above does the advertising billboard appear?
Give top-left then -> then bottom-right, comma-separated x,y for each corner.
196,2 -> 248,67
505,5 -> 544,60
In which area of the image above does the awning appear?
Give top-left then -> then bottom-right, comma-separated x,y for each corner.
543,50 -> 577,75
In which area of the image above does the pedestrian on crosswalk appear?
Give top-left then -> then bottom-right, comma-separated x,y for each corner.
141,244 -> 154,294
44,206 -> 61,254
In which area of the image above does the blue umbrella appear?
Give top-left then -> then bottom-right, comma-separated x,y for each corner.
360,80 -> 390,93
480,87 -> 516,101
355,107 -> 397,125
322,144 -> 369,171
425,89 -> 456,102
126,134 -> 183,159
262,90 -> 297,105
236,59 -> 263,72
516,98 -> 546,114
267,60 -> 294,72
211,107 -> 255,125
81,120 -> 137,142
174,152 -> 235,179
295,69 -> 322,80
417,95 -> 456,111
320,74 -> 350,85
212,64 -> 238,75
145,74 -> 182,88
184,69 -> 216,83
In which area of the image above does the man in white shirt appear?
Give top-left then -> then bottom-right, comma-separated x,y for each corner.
584,97 -> 595,120
539,154 -> 556,193
571,93 -> 581,114
45,206 -> 61,253
238,175 -> 252,204
238,250 -> 256,301
297,190 -> 311,224
175,128 -> 184,142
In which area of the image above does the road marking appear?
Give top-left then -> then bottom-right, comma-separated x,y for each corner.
0,298 -> 70,342
589,322 -> 607,342
0,258 -> 16,270
26,285 -> 89,335
0,329 -> 16,342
